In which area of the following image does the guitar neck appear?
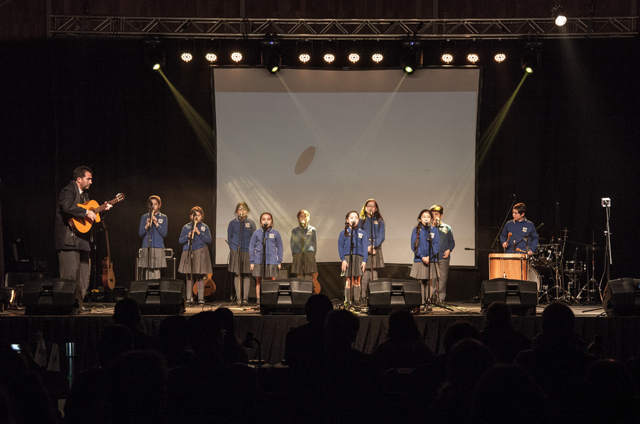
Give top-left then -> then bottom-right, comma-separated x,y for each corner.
94,197 -> 121,214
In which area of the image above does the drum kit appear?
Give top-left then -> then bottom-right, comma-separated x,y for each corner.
489,229 -> 601,305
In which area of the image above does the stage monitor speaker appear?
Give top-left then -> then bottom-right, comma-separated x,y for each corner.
368,278 -> 422,315
603,278 -> 640,316
22,278 -> 77,315
129,279 -> 184,315
260,278 -> 313,315
481,278 -> 538,316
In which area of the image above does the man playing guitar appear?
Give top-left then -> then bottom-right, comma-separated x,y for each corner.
55,166 -> 112,311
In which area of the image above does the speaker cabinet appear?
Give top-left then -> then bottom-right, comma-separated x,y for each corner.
368,278 -> 422,315
129,279 -> 184,315
22,279 -> 77,315
603,278 -> 640,316
260,278 -> 313,315
481,278 -> 538,316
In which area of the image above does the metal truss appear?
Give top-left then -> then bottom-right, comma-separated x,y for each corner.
49,16 -> 637,40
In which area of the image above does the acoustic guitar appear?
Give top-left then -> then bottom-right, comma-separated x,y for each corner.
193,273 -> 217,297
101,219 -> 116,290
70,193 -> 125,233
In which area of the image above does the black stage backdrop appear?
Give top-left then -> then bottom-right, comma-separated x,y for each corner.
1,37 -> 639,301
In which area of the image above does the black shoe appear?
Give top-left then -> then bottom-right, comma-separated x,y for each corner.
186,299 -> 193,306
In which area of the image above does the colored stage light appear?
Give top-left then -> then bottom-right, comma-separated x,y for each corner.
441,53 -> 453,64
324,53 -> 335,63
181,52 -> 193,62
231,52 -> 243,62
372,53 -> 383,63
494,53 -> 506,63
205,53 -> 217,63
348,53 -> 360,63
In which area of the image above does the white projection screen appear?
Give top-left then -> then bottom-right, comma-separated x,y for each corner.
214,68 -> 478,267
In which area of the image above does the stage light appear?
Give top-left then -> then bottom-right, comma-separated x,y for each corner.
372,53 -> 383,63
266,53 -> 281,73
205,53 -> 218,63
348,53 -> 360,63
231,51 -> 243,62
299,53 -> 311,63
402,40 -> 422,75
322,41 -> 337,65
180,39 -> 195,63
552,5 -> 567,26
442,53 -> 454,64
521,46 -> 541,74
261,38 -> 281,74
467,53 -> 479,64
144,40 -> 165,71
494,53 -> 506,63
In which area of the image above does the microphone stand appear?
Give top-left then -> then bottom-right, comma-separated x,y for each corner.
237,217 -> 244,305
493,195 -> 517,251
366,215 -> 374,307
146,202 -> 153,280
260,225 -> 268,309
348,223 -> 355,309
426,224 -> 451,312
187,214 -> 196,304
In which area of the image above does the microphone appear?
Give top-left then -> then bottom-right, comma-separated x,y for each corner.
262,223 -> 269,231
301,220 -> 306,225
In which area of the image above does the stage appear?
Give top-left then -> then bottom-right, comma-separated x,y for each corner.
1,301 -> 639,379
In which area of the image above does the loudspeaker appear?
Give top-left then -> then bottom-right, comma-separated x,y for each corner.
603,278 -> 640,316
260,278 -> 313,315
481,278 -> 538,316
368,278 -> 422,314
129,279 -> 184,315
22,279 -> 77,315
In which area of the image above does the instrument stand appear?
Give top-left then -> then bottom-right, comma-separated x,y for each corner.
186,215 -> 196,306
576,243 -> 598,305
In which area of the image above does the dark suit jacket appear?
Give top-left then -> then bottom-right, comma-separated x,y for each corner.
55,180 -> 91,251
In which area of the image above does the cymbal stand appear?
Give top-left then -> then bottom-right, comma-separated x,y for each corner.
576,244 -> 598,305
537,249 -> 563,303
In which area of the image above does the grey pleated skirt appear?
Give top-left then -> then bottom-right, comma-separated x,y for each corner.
292,252 -> 318,274
138,247 -> 167,268
229,250 -> 251,274
368,246 -> 385,268
178,246 -> 213,275
410,261 -> 437,280
252,264 -> 280,278
343,254 -> 363,278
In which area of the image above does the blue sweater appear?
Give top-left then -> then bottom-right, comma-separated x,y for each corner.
435,222 -> 455,259
179,222 -> 212,251
500,219 -> 539,253
338,228 -> 369,263
290,225 -> 317,254
358,217 -> 385,249
138,212 -> 168,248
228,218 -> 256,252
410,225 -> 440,262
249,228 -> 284,265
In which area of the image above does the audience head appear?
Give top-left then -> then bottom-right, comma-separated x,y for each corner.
188,311 -> 223,357
98,325 -> 133,366
212,307 -> 237,339
485,301 -> 513,329
443,320 -> 481,354
583,359 -> 636,423
158,315 -> 190,351
325,309 -> 359,349
472,364 -> 549,424
113,298 -> 142,327
305,294 -> 334,323
387,309 -> 421,341
542,302 -> 575,334
447,339 -> 496,390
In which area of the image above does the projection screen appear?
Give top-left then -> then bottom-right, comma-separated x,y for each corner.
214,68 -> 478,266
